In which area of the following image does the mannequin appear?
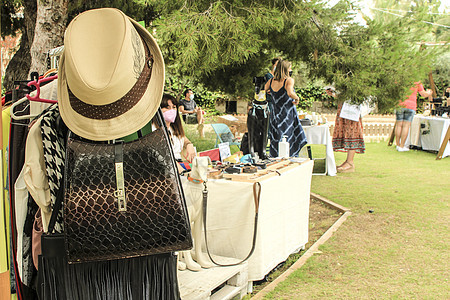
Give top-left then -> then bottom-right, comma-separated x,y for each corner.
247,101 -> 270,159
180,156 -> 213,271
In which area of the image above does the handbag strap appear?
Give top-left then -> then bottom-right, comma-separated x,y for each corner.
202,182 -> 260,266
47,172 -> 65,234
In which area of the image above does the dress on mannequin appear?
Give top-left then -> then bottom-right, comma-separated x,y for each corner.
247,101 -> 270,159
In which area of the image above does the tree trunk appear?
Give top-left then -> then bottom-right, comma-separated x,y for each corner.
3,0 -> 37,91
29,0 -> 68,75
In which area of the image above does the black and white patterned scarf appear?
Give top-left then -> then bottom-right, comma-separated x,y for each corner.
40,104 -> 66,232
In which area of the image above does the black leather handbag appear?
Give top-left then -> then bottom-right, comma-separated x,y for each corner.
63,109 -> 192,263
38,110 -> 187,299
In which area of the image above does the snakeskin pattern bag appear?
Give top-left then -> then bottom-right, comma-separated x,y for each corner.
63,111 -> 192,263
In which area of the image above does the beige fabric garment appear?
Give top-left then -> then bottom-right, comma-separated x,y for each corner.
24,117 -> 52,232
14,167 -> 29,280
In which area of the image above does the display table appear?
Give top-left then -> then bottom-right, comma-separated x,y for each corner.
303,124 -> 337,176
198,160 -> 313,281
407,116 -> 450,158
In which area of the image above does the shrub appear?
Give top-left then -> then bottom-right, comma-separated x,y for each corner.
296,85 -> 335,110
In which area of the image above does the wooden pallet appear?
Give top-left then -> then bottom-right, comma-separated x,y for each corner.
178,256 -> 249,300
222,159 -> 305,182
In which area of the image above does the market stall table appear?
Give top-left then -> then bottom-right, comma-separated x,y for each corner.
406,115 -> 450,159
195,160 -> 313,281
302,124 -> 337,176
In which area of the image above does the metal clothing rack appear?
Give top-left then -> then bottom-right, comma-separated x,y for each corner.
47,46 -> 64,70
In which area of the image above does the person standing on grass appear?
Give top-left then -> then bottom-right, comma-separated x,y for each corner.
264,59 -> 307,157
330,87 -> 365,173
395,82 -> 432,152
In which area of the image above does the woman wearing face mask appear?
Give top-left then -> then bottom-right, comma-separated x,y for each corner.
264,59 -> 307,157
158,94 -> 196,164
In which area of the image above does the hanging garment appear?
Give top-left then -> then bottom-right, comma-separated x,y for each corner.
21,117 -> 48,295
8,101 -> 30,297
1,107 -> 11,271
39,105 -> 66,233
10,82 -> 59,299
24,117 -> 51,233
20,104 -> 66,234
13,113 -> 44,299
19,192 -> 39,293
1,107 -> 11,299
13,168 -> 28,282
247,101 -> 270,159
268,79 -> 307,157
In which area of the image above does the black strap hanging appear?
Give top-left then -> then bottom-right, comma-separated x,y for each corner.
202,182 -> 261,266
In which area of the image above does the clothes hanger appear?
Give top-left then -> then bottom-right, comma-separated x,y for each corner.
10,72 -> 58,120
10,97 -> 36,121
43,68 -> 58,78
26,75 -> 58,104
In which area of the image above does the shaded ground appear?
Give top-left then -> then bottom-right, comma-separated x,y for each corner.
250,197 -> 343,295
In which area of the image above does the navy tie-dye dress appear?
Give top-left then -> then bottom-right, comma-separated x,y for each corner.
268,79 -> 307,157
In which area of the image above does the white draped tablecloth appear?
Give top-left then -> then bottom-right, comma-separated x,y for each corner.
303,124 -> 337,176
183,160 -> 313,281
407,116 -> 450,158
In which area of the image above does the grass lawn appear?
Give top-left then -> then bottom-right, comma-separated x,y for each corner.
265,142 -> 450,299
185,122 -> 449,299
184,122 -> 240,153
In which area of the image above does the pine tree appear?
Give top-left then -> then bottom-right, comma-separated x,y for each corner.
153,0 -> 447,112
2,0 -> 446,113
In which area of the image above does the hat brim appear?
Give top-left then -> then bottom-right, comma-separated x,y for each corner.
58,18 -> 164,141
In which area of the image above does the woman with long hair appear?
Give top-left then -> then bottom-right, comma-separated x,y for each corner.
264,59 -> 307,157
157,94 -> 196,163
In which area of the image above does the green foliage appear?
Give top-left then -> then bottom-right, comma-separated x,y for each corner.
1,0 -> 24,37
193,87 -> 226,110
67,0 -> 157,25
154,1 -> 282,76
153,1 -> 286,100
431,52 -> 450,95
361,0 -> 448,111
152,0 -> 446,112
3,0 -> 447,114
296,85 -> 334,111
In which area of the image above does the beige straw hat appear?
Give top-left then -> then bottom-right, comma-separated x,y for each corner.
58,8 -> 164,141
